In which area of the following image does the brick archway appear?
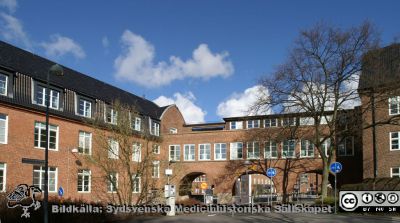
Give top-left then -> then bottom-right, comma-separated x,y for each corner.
178,172 -> 206,196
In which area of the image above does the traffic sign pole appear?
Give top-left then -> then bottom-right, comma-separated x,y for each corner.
334,174 -> 337,214
330,162 -> 342,214
266,168 -> 277,206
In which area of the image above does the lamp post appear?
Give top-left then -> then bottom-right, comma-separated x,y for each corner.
44,64 -> 63,223
243,160 -> 251,204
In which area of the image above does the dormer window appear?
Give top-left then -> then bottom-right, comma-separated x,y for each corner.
282,117 -> 296,126
34,82 -> 61,110
0,73 -> 8,96
76,95 -> 92,118
230,121 -> 243,130
105,106 -> 117,124
133,117 -> 141,131
150,119 -> 160,136
247,120 -> 260,129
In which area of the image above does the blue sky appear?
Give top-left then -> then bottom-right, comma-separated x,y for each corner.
0,0 -> 399,123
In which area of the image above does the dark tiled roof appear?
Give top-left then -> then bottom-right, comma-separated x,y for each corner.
359,44 -> 400,91
0,41 -> 164,119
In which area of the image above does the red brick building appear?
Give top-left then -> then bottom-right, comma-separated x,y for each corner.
0,40 -> 367,204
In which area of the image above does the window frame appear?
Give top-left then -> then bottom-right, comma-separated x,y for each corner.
389,96 -> 400,115
337,136 -> 354,156
132,175 -> 141,193
264,118 -> 277,128
391,167 -> 400,178
264,141 -> 278,159
33,166 -> 57,193
390,132 -> 400,151
77,169 -> 91,193
153,144 -> 160,154
184,144 -> 195,161
152,161 -> 160,178
34,121 -> 59,151
33,82 -> 62,110
247,120 -> 260,129
0,163 -> 6,192
230,142 -> 243,160
169,145 -> 181,161
104,105 -> 118,125
199,143 -> 211,161
150,119 -> 160,136
132,142 -> 142,162
282,139 -> 296,158
230,121 -> 243,130
0,73 -> 8,96
214,143 -> 227,160
0,114 -> 8,144
246,141 -> 260,159
107,172 -> 118,193
78,131 -> 92,155
76,95 -> 93,118
108,139 -> 119,159
300,139 -> 315,158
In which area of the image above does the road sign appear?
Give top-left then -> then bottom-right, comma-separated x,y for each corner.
58,186 -> 64,197
330,162 -> 342,174
266,168 -> 277,178
200,182 -> 208,190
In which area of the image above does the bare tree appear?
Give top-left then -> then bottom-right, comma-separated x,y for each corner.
253,21 -> 380,199
84,100 -> 162,205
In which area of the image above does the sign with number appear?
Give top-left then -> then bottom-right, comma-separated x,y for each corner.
266,168 -> 277,177
330,162 -> 343,174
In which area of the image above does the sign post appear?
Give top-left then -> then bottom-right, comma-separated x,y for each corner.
201,182 -> 208,204
266,168 -> 277,206
330,162 -> 343,214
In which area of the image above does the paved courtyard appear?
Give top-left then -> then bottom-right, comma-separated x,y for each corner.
120,213 -> 400,223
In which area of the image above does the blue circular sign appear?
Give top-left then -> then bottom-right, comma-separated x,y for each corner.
330,162 -> 342,174
266,168 -> 277,177
58,186 -> 64,197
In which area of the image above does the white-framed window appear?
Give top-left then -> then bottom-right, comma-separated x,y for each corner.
390,132 -> 400,151
264,141 -> 277,159
214,143 -> 227,160
0,73 -> 8,96
199,144 -> 211,160
320,115 -> 332,124
184,144 -> 195,161
230,121 -> 243,130
230,142 -> 243,160
108,139 -> 119,159
391,167 -> 400,178
264,118 -> 277,128
247,142 -> 260,159
282,139 -> 296,158
337,136 -> 354,156
152,161 -> 160,178
169,128 -> 178,134
78,131 -> 92,155
133,117 -> 141,131
300,140 -> 314,158
300,117 -> 315,126
282,117 -> 296,126
194,175 -> 206,182
153,144 -> 160,154
132,143 -> 141,162
247,120 -> 260,129
320,138 -> 330,157
77,169 -> 91,192
33,166 -> 57,192
169,145 -> 180,161
0,114 -> 8,144
105,106 -> 118,124
77,97 -> 92,118
389,96 -> 400,115
35,85 -> 60,109
0,163 -> 6,192
132,175 -> 141,193
107,172 -> 118,193
150,120 -> 160,136
34,122 -> 58,150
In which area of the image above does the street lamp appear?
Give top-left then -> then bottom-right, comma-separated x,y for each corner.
44,64 -> 63,223
243,160 -> 251,204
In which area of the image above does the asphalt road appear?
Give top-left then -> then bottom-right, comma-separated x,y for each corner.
119,213 -> 400,223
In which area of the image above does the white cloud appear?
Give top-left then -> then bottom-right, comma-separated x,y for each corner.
41,34 -> 86,59
102,36 -> 109,48
0,12 -> 31,48
0,0 -> 17,13
217,85 -> 271,118
153,92 -> 206,124
340,72 -> 361,109
114,30 -> 234,87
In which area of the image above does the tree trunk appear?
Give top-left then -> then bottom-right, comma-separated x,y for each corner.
321,159 -> 330,199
